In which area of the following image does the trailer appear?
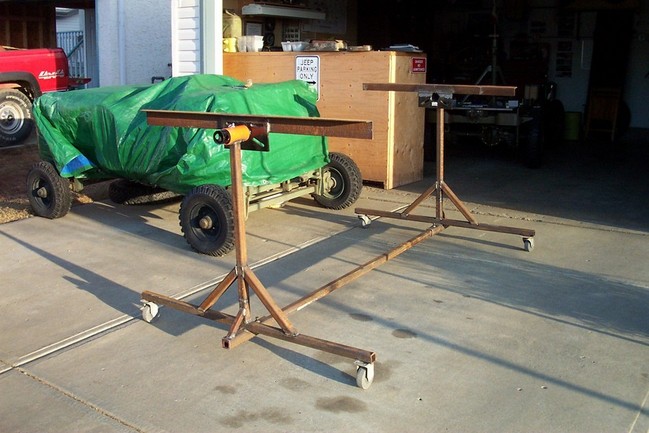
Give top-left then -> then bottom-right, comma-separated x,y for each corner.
27,74 -> 364,256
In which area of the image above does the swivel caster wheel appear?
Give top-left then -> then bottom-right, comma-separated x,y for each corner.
354,360 -> 374,389
523,237 -> 534,252
358,214 -> 372,228
141,301 -> 159,323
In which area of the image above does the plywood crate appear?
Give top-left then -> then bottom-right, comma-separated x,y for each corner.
223,51 -> 427,189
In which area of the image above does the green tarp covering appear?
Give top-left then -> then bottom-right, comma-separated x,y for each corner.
33,74 -> 328,194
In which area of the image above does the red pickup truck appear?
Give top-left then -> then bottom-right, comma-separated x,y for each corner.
0,46 -> 89,147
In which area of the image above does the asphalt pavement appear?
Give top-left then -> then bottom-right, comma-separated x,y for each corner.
1,133 -> 648,432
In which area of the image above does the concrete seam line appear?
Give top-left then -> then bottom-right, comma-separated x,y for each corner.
627,385 -> 649,433
3,233 -> 339,371
166,204 -> 406,301
243,203 -> 409,268
16,367 -> 147,433
5,202 -> 406,373
13,315 -> 135,369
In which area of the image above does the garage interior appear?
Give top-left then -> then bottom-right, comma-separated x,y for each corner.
1,0 -> 647,172
1,0 -> 648,231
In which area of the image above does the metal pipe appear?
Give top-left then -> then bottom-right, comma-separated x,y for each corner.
226,224 -> 446,349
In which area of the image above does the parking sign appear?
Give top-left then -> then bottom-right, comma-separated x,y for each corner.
295,55 -> 320,100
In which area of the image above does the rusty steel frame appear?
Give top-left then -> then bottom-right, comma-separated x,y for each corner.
356,83 -> 535,247
144,110 -> 373,140
140,112 -> 380,385
142,136 -> 376,363
363,82 -> 517,98
138,90 -> 534,387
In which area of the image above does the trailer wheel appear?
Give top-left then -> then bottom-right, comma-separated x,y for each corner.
179,184 -> 235,256
313,152 -> 362,210
0,89 -> 33,147
521,116 -> 544,169
26,161 -> 72,219
542,99 -> 565,148
108,179 -> 136,204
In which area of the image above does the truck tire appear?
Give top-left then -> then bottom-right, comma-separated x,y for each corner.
0,89 -> 33,147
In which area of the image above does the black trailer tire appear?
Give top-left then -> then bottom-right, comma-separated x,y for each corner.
179,184 -> 235,256
0,89 -> 33,147
26,161 -> 72,219
543,99 -> 565,148
109,179 -> 179,205
108,179 -> 134,204
313,152 -> 362,210
521,116 -> 544,169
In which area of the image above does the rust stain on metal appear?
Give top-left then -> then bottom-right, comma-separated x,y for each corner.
143,109 -> 373,139
363,82 -> 516,97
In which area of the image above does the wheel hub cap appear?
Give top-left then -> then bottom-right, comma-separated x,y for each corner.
199,215 -> 213,230
36,187 -> 48,198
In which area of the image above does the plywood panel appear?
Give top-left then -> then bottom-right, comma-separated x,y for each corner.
317,52 -> 392,186
391,54 -> 427,187
223,51 -> 426,188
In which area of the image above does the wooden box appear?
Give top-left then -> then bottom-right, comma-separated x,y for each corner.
223,51 -> 427,189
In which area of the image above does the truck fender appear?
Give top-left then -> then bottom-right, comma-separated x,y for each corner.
0,71 -> 42,100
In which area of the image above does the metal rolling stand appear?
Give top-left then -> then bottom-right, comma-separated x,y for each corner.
356,83 -> 536,251
138,110 -> 378,388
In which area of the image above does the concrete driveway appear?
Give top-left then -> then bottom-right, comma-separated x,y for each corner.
1,135 -> 648,432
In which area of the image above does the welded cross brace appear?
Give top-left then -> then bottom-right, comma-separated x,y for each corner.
356,83 -> 535,252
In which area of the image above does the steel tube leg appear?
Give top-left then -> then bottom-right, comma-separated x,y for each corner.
356,85 -> 535,250
436,106 -> 445,220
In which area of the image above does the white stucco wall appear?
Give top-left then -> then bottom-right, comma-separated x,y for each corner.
96,0 -> 172,86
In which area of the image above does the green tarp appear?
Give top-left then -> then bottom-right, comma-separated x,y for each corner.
33,74 -> 328,194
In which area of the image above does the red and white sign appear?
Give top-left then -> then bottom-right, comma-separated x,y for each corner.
411,57 -> 427,73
